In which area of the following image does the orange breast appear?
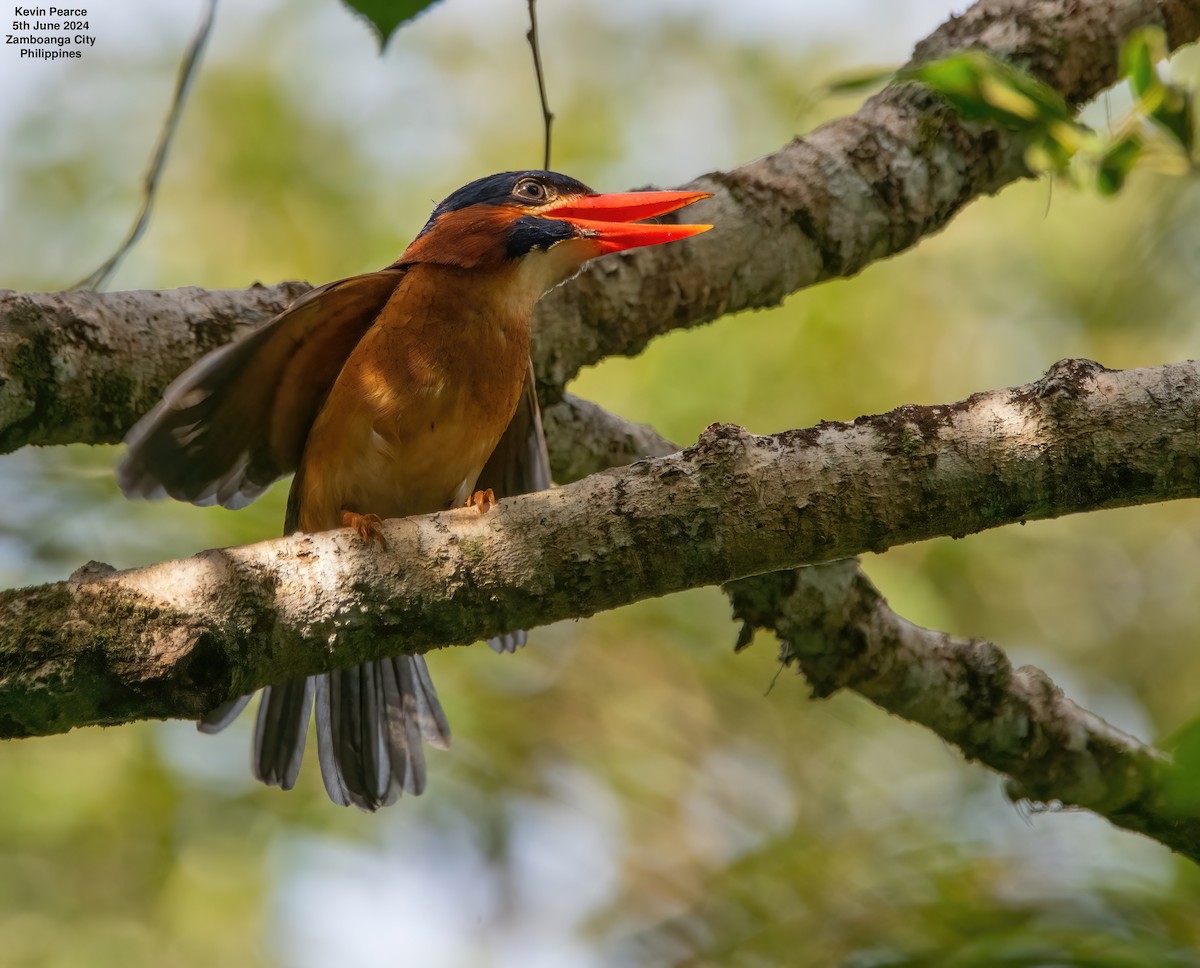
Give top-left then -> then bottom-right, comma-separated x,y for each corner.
295,264 -> 533,532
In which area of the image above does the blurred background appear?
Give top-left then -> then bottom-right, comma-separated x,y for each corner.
4,0 -> 1200,964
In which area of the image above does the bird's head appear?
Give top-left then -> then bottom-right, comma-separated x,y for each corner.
397,170 -> 711,294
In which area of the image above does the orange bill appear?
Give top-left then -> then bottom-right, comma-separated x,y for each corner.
547,189 -> 713,254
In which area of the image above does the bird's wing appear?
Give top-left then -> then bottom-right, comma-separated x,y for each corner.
477,358 -> 552,654
477,358 -> 551,498
117,267 -> 408,508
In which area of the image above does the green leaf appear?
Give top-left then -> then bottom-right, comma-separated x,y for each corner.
340,0 -> 444,50
905,56 -> 992,120
1026,131 -> 1076,177
1121,26 -> 1168,98
1095,131 -> 1143,195
1163,715 -> 1200,816
905,52 -> 1072,131
825,67 -> 897,96
1150,85 -> 1194,152
1118,27 -> 1193,152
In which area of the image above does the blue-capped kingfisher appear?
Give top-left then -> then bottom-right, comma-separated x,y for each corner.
118,170 -> 711,810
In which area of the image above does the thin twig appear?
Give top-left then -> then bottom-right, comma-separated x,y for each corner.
525,0 -> 553,170
74,0 -> 218,291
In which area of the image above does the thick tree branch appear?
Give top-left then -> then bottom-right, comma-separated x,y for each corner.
562,389 -> 1200,860
476,0 -> 1200,389
4,356 -> 1199,738
3,0 -> 1197,451
0,283 -> 309,453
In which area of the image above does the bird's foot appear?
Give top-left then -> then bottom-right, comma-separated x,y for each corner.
465,488 -> 496,513
341,510 -> 388,550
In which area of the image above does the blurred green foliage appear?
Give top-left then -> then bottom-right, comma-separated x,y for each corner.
5,1 -> 1200,965
909,34 -> 1196,195
1123,27 -> 1194,156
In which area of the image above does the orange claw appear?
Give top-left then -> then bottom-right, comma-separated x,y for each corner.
465,488 -> 495,513
341,510 -> 388,550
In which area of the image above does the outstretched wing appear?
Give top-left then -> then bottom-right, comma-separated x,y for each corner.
118,267 -> 407,508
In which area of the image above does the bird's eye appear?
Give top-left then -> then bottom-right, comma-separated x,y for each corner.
514,179 -> 549,202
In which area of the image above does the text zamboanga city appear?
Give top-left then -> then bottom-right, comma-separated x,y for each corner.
8,7 -> 93,59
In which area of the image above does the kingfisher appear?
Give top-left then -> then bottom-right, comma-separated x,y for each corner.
118,170 -> 711,810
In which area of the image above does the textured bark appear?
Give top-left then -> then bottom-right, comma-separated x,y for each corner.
542,392 -> 677,481
3,0 -> 1198,451
0,283 -> 309,453
4,357 -> 1199,738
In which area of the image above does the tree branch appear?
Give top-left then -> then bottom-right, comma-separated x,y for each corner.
542,392 -> 677,479
547,390 -> 1199,857
0,282 -> 309,453
562,383 -> 1200,861
727,562 -> 1200,862
4,356 -> 1199,736
3,0 -> 1198,451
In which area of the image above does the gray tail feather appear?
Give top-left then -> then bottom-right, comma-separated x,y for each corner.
314,655 -> 450,810
197,694 -> 253,734
253,679 -> 314,790
487,630 -> 527,654
196,655 -> 449,810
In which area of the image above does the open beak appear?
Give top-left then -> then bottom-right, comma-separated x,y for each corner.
545,189 -> 713,254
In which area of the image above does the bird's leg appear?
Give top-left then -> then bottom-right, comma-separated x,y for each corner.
341,509 -> 388,550
465,488 -> 496,513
